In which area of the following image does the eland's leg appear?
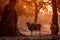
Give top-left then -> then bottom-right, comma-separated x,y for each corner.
39,29 -> 41,35
31,31 -> 33,36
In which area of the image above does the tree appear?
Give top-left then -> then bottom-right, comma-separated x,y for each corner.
50,0 -> 58,35
0,0 -> 22,36
21,0 -> 51,23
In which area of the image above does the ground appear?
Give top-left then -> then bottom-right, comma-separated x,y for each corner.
0,35 -> 60,40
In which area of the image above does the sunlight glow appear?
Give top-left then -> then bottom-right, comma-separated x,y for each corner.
43,0 -> 49,2
24,5 -> 27,8
32,3 -> 34,6
27,0 -> 31,1
47,5 -> 52,11
22,0 -> 53,15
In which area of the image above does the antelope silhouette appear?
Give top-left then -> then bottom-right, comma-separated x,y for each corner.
26,22 -> 41,35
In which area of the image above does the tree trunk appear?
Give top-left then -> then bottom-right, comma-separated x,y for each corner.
51,0 -> 58,35
0,0 -> 21,36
